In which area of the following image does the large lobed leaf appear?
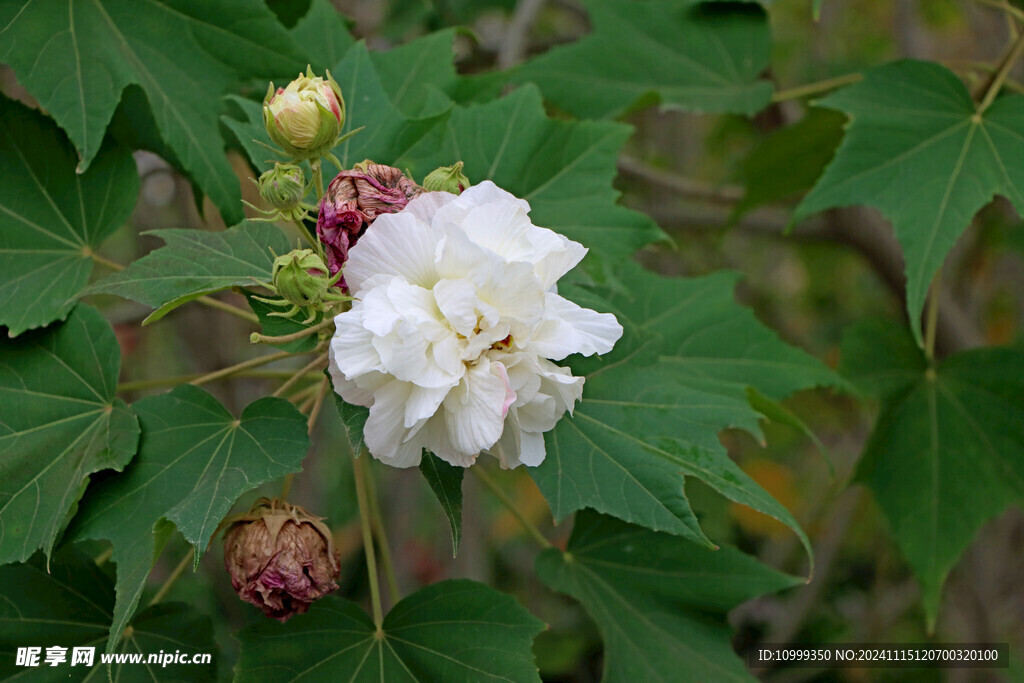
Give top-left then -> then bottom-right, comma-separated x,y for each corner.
0,545 -> 217,681
69,385 -> 310,651
235,579 -> 544,682
512,0 -> 773,119
398,85 -> 666,255
83,222 -> 291,323
537,510 -> 801,682
0,305 -> 139,565
843,320 -> 1024,625
531,262 -> 846,561
0,99 -> 138,336
795,60 -> 1024,345
0,0 -> 307,223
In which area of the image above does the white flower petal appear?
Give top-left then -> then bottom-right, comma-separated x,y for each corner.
363,380 -> 424,468
345,211 -> 441,292
331,307 -> 384,378
442,358 -> 508,457
526,293 -> 623,360
403,190 -> 457,223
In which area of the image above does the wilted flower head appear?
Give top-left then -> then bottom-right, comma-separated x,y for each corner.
422,161 -> 470,195
316,161 -> 423,286
328,181 -> 623,469
222,498 -> 340,622
264,67 -> 345,159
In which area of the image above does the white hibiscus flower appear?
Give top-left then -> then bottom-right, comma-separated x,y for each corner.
328,181 -> 622,468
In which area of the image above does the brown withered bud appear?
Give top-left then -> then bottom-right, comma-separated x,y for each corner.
222,498 -> 340,622
316,160 -> 423,288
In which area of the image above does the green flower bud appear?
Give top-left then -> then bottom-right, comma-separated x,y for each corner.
257,163 -> 306,212
422,161 -> 470,194
271,249 -> 334,308
263,66 -> 345,160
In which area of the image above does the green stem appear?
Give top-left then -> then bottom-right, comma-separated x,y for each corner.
978,29 -> 1024,114
353,450 -> 385,631
771,72 -> 863,103
312,159 -> 325,201
94,547 -> 113,566
472,468 -> 553,549
148,552 -> 192,607
279,377 -> 328,504
363,459 -> 400,605
190,349 -> 306,388
924,267 -> 942,363
118,369 -> 320,393
272,352 -> 328,398
251,316 -> 335,345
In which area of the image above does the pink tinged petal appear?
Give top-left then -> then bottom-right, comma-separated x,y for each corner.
344,211 -> 442,293
527,293 -> 624,360
442,358 -> 508,458
492,361 -> 517,419
364,380 -> 424,467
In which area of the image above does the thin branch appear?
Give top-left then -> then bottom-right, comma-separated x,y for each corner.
618,156 -> 744,205
353,451 -> 385,630
148,551 -> 193,607
977,28 -> 1024,113
364,460 -> 400,606
189,349 -> 303,388
771,73 -> 863,103
272,352 -> 328,398
498,0 -> 546,69
472,468 -> 553,549
972,0 -> 1024,24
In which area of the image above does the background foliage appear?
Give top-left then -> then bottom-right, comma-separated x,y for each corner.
1,0 -> 1023,680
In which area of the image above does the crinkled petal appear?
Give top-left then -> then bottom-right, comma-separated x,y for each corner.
331,307 -> 384,379
403,190 -> 458,223
526,293 -> 623,360
442,358 -> 508,458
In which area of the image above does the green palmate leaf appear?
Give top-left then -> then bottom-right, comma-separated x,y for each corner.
225,42 -> 446,175
292,0 -> 355,71
418,451 -> 464,556
0,99 -> 138,336
371,29 -> 460,117
235,579 -> 544,682
532,262 -> 843,558
842,320 -> 1024,625
0,545 -> 217,681
0,0 -> 306,224
398,85 -> 666,254
794,61 -> 1024,345
734,107 -> 846,219
512,0 -> 772,119
68,385 -> 309,651
82,222 -> 291,323
536,510 -> 801,682
0,305 -> 139,565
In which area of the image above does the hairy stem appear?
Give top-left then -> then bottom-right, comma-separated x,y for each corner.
280,379 -> 330,502
771,73 -> 863,103
353,450 -> 385,630
148,552 -> 193,607
472,468 -> 553,549
251,316 -> 335,345
363,459 -> 400,606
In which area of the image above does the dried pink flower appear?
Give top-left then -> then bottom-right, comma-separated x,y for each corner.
222,498 -> 340,622
316,161 -> 422,288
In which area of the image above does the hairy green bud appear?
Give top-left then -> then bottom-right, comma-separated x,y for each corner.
422,161 -> 470,195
